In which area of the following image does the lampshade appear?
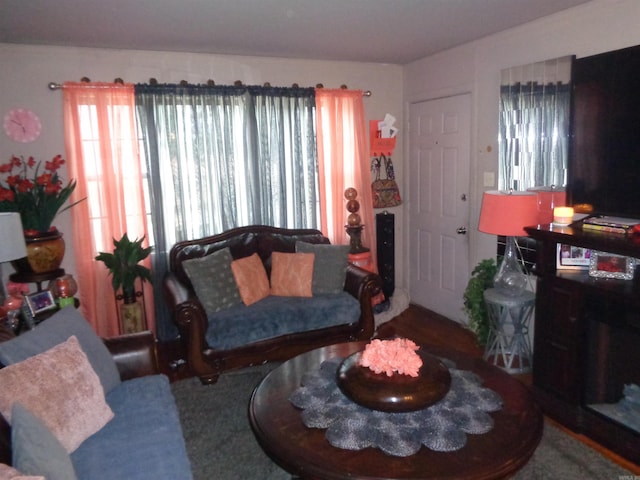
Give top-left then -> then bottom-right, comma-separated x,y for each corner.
478,190 -> 539,236
0,213 -> 27,263
527,186 -> 567,225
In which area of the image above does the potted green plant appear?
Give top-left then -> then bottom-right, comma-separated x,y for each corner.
463,258 -> 497,347
95,234 -> 152,332
0,155 -> 85,274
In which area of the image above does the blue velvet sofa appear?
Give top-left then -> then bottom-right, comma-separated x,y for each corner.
163,225 -> 383,384
0,308 -> 193,480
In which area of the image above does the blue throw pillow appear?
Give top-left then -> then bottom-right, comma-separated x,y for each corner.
0,307 -> 121,393
296,242 -> 350,294
182,247 -> 242,315
11,403 -> 78,480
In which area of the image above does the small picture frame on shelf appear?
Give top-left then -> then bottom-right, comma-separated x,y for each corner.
589,251 -> 635,280
557,244 -> 591,270
24,290 -> 57,317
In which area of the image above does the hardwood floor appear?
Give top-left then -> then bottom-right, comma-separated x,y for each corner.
375,304 -> 533,385
375,303 -> 483,358
377,304 -> 639,475
157,303 -> 639,474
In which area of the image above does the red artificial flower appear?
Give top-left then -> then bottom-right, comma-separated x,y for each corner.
0,187 -> 15,202
6,175 -> 20,187
45,154 -> 65,172
16,179 -> 34,193
36,173 -> 52,186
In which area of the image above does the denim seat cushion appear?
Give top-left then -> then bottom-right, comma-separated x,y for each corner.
71,375 -> 193,480
206,293 -> 360,351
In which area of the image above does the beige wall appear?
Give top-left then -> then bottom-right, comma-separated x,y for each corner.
0,44 -> 403,285
404,0 -> 640,280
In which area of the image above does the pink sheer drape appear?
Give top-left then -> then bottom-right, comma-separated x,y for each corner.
315,89 -> 377,269
63,82 -> 154,337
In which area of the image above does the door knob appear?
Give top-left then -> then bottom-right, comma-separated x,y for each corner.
456,227 -> 467,235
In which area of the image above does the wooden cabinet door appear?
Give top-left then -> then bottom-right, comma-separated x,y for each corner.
533,278 -> 584,403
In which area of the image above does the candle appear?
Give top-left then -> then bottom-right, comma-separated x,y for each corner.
553,206 -> 574,225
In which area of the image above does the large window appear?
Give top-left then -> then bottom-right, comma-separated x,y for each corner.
63,83 -> 151,337
65,82 -> 369,340
497,57 -> 573,273
498,57 -> 572,191
135,84 -> 319,339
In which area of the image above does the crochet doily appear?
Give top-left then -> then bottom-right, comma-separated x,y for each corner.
289,356 -> 503,457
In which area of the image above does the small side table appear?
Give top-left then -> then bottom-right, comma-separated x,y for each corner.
9,269 -> 65,292
348,251 -> 374,272
483,288 -> 536,374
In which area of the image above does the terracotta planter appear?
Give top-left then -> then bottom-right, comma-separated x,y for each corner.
12,228 -> 65,274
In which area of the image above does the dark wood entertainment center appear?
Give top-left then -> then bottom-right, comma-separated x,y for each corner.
525,224 -> 640,464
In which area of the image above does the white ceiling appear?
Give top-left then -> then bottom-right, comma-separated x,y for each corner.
0,0 -> 592,64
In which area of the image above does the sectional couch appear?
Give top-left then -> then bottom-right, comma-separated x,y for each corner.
0,308 -> 192,480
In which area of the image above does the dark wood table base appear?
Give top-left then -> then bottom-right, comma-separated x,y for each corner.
250,342 -> 543,480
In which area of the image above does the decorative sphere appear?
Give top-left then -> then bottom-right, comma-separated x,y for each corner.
344,188 -> 358,200
346,199 -> 360,213
347,213 -> 361,226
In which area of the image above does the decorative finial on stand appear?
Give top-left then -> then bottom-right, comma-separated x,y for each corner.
344,188 -> 369,254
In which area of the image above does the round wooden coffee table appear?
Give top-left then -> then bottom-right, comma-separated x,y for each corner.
249,342 -> 542,480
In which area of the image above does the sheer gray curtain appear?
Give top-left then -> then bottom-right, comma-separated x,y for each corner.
498,81 -> 571,191
135,83 -> 318,339
248,86 -> 320,227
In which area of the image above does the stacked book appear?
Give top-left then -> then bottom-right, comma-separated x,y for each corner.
582,216 -> 640,234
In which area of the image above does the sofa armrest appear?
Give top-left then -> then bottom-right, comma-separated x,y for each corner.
344,264 -> 384,339
103,331 -> 159,381
163,271 -> 211,373
163,272 -> 209,337
163,271 -> 192,310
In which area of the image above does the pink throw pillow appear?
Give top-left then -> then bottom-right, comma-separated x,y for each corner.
0,336 -> 114,453
231,253 -> 270,306
270,252 -> 314,297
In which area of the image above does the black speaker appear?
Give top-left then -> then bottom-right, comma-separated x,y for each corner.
376,212 -> 395,299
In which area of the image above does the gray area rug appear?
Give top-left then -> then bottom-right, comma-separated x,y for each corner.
171,364 -> 633,480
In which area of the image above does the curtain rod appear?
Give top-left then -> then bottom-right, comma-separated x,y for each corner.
47,80 -> 372,96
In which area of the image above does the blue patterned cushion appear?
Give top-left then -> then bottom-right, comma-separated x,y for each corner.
296,242 -> 350,294
205,292 -> 360,350
11,403 -> 78,480
183,247 -> 242,315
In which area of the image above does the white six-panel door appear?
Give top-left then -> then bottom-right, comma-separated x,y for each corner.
408,94 -> 471,323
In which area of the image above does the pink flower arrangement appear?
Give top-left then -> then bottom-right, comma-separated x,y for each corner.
359,338 -> 423,377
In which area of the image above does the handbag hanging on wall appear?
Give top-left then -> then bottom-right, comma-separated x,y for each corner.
371,154 -> 402,208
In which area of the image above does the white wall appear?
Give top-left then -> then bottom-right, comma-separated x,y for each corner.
3,0 -> 640,309
404,0 -> 640,275
0,45 -> 404,287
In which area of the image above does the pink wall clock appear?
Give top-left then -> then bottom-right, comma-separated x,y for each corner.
3,108 -> 42,143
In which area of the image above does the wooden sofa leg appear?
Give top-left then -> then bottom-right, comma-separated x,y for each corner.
200,373 -> 220,385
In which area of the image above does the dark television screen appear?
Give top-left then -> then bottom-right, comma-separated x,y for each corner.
568,44 -> 640,219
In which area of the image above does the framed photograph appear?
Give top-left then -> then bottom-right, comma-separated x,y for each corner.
25,290 -> 57,316
557,244 -> 591,270
589,251 -> 636,280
